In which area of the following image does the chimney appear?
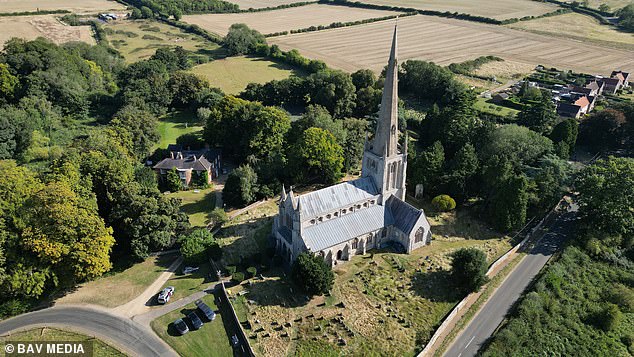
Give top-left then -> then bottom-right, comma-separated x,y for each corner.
170,151 -> 174,159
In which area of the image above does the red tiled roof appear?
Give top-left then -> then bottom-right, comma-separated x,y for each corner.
574,96 -> 590,108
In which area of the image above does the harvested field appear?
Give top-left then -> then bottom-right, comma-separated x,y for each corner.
507,12 -> 634,50
0,15 -> 94,46
353,0 -> 559,20
270,15 -> 634,75
104,20 -> 223,63
562,0 -> 632,11
0,0 -> 125,14
182,4 -> 400,35
227,0 -> 312,10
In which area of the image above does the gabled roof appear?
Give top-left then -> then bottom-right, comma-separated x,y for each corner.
386,195 -> 423,235
600,77 -> 620,86
297,177 -> 378,218
303,205 -> 393,252
153,156 -> 212,171
574,96 -> 590,108
557,102 -> 582,117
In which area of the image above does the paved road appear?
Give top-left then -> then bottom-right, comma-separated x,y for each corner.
0,305 -> 178,357
444,209 -> 577,357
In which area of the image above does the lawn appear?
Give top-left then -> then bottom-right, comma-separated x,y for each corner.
56,254 -> 178,307
103,19 -> 224,63
190,56 -> 302,95
168,188 -> 217,227
151,294 -> 233,357
155,111 -> 203,151
474,97 -> 520,117
160,262 -> 215,302
0,328 -> 124,357
507,12 -> 634,50
213,193 -> 513,356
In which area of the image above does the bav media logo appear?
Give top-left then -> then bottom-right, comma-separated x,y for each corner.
4,341 -> 93,356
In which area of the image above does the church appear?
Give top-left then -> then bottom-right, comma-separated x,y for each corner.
272,25 -> 432,267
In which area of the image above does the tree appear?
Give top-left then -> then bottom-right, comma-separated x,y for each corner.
596,303 -> 622,332
400,60 -> 467,105
518,93 -> 558,134
291,127 -> 344,184
489,174 -> 529,232
480,124 -> 553,168
110,105 -> 159,159
549,118 -> 578,158
151,47 -> 191,72
431,195 -> 456,211
0,63 -> 18,101
580,109 -> 626,151
168,71 -> 209,108
223,165 -> 258,207
445,142 -> 478,199
305,70 -> 357,118
351,69 -> 376,89
575,157 -> 634,251
450,248 -> 489,294
179,229 -> 221,264
409,141 -> 444,196
616,4 -> 634,31
598,3 -> 610,12
223,23 -> 266,56
140,6 -> 154,18
291,252 -> 334,296
166,167 -> 182,192
342,118 -> 369,172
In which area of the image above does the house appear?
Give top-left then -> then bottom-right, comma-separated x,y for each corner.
557,102 -> 583,118
611,70 -> 630,87
573,96 -> 590,114
272,25 -> 432,267
153,145 -> 221,187
598,77 -> 622,94
492,92 -> 509,104
584,80 -> 604,96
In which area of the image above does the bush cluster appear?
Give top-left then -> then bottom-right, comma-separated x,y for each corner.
431,194 -> 456,212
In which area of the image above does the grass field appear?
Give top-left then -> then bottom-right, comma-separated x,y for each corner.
104,20 -> 223,63
0,328 -> 124,356
190,56 -> 301,94
562,0 -> 632,11
167,188 -> 217,227
56,254 -> 178,307
353,0 -> 559,20
0,0 -> 125,14
475,97 -> 520,117
507,12 -> 634,50
182,4 -> 400,36
0,15 -> 94,47
474,59 -> 535,81
227,0 -> 313,9
156,111 -> 203,151
270,15 -> 634,75
151,294 -> 233,357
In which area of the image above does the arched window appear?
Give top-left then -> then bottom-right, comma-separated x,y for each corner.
415,227 -> 425,243
334,212 -> 339,217
363,202 -> 368,207
356,204 -> 361,209
326,214 -> 331,219
318,217 -> 323,222
352,238 -> 359,250
342,209 -> 347,214
310,219 -> 316,225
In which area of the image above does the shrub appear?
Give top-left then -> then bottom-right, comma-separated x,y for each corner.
0,299 -> 32,318
232,272 -> 245,282
226,265 -> 237,275
247,266 -> 257,278
450,248 -> 489,294
432,194 -> 456,212
596,303 -> 621,331
179,229 -> 220,265
291,252 -> 334,296
210,208 -> 228,227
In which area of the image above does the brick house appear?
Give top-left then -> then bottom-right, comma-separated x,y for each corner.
153,145 -> 221,187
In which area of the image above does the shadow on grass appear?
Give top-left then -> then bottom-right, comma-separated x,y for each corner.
410,269 -> 462,303
243,275 -> 309,308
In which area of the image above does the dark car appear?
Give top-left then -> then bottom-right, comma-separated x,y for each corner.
188,311 -> 203,330
174,318 -> 189,335
195,300 -> 216,321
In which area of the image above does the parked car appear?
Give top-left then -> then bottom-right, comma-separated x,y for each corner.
188,311 -> 203,330
231,334 -> 239,346
174,318 -> 189,335
195,300 -> 216,321
183,266 -> 199,274
157,286 -> 175,304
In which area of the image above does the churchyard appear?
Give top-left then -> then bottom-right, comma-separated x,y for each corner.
269,14 -> 634,74
208,195 -> 513,356
182,4 -> 401,36
351,0 -> 559,20
0,0 -> 125,14
0,15 -> 94,46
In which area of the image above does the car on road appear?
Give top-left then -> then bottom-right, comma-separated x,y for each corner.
174,318 -> 189,335
157,286 -> 175,304
195,300 -> 216,321
188,311 -> 203,330
231,334 -> 239,346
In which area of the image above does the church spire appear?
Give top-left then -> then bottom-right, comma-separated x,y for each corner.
371,23 -> 399,157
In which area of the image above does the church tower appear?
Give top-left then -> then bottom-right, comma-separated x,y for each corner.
361,23 -> 407,203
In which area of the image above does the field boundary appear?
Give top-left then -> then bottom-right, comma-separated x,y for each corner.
0,9 -> 70,17
236,1 -> 318,13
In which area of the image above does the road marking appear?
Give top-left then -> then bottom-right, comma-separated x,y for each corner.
465,336 -> 476,349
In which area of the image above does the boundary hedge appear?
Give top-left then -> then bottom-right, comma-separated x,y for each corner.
0,9 -> 70,17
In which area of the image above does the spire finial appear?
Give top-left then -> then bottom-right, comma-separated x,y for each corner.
281,185 -> 287,202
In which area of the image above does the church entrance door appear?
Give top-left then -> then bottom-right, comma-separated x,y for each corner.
336,250 -> 343,260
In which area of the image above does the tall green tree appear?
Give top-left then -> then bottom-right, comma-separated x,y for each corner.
518,94 -> 558,134
409,141 -> 445,196
223,164 -> 259,208
449,248 -> 489,294
291,127 -> 344,184
223,23 -> 266,56
291,252 -> 334,296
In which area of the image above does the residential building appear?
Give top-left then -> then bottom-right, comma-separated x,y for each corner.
153,145 -> 221,187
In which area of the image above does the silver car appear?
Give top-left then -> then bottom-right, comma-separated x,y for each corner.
157,286 -> 175,304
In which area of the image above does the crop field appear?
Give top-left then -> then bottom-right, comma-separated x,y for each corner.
270,15 -> 634,75
227,0 -> 313,10
352,0 -> 559,20
182,4 -> 400,35
562,0 -> 632,11
104,20 -> 223,63
191,56 -> 301,94
0,15 -> 94,47
0,0 -> 125,14
507,12 -> 634,49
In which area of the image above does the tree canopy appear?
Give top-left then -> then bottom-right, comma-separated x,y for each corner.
291,252 -> 334,296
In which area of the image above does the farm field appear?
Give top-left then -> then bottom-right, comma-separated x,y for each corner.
0,328 -> 124,356
104,20 -> 223,63
0,0 -> 125,14
190,56 -> 301,94
231,202 -> 513,356
182,4 -> 400,35
0,15 -> 94,46
227,0 -> 313,10
352,0 -> 559,20
269,15 -> 634,75
562,0 -> 632,11
507,12 -> 634,49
